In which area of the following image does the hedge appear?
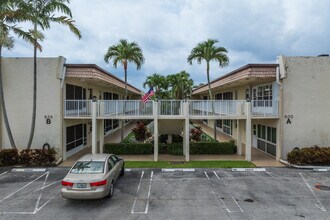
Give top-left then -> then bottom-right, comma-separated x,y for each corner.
190,142 -> 236,154
287,146 -> 330,165
0,148 -> 56,166
104,141 -> 237,155
104,143 -> 153,155
168,142 -> 237,155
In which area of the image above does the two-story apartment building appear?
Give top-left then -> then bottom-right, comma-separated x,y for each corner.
1,55 -> 329,163
0,57 -> 141,160
192,55 -> 330,161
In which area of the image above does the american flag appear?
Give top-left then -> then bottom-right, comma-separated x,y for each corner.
142,87 -> 154,103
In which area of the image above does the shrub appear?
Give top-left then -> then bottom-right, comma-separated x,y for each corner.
104,143 -> 153,155
190,142 -> 236,154
287,146 -> 330,165
167,142 -> 236,155
18,149 -> 33,165
168,143 -> 183,155
132,121 -> 152,142
190,126 -> 202,142
159,143 -> 168,154
0,149 -> 19,166
31,148 -> 56,165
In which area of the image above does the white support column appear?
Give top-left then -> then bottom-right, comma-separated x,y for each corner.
99,119 -> 104,154
276,119 -> 281,161
153,101 -> 159,161
237,119 -> 242,155
245,102 -> 252,161
92,100 -> 97,155
184,102 -> 190,162
183,126 -> 186,156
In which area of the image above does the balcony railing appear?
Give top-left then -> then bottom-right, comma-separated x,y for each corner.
99,100 -> 153,117
159,100 -> 183,116
251,100 -> 279,117
64,99 -> 279,118
189,100 -> 246,116
65,100 -> 92,117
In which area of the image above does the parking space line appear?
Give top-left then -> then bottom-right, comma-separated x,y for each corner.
144,171 -> 154,214
205,171 -> 244,213
33,180 -> 62,192
34,172 -> 49,213
299,173 -> 326,212
204,171 -> 210,180
131,171 -> 144,214
0,171 -> 8,177
214,171 -> 244,213
265,171 -> 280,178
131,171 -> 154,214
0,172 -> 48,203
35,191 -> 59,213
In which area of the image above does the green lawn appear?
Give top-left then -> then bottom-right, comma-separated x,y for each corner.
125,160 -> 256,168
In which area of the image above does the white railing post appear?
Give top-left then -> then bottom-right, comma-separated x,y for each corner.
92,99 -> 97,154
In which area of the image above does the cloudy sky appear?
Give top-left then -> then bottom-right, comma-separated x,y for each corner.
4,0 -> 330,90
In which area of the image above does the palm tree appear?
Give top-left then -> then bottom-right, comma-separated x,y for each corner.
104,39 -> 145,142
187,39 -> 229,139
0,0 -> 39,149
143,73 -> 168,100
167,71 -> 194,99
24,0 -> 82,149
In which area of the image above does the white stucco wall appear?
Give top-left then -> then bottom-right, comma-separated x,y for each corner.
280,56 -> 330,158
1,57 -> 65,155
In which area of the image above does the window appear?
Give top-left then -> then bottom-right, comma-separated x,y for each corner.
256,124 -> 276,157
66,84 -> 86,100
70,161 -> 105,174
252,84 -> 273,107
223,120 -> 232,135
66,124 -> 87,152
110,155 -> 119,164
246,89 -> 250,100
108,158 -> 115,170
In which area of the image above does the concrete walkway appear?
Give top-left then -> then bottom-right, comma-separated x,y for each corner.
60,121 -> 284,167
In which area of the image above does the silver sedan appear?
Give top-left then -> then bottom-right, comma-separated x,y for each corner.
61,154 -> 124,199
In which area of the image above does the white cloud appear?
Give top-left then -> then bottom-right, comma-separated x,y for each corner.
3,0 -> 330,89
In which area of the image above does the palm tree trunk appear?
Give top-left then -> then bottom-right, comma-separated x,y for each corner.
206,62 -> 217,140
27,24 -> 38,149
0,46 -> 16,149
121,64 -> 128,143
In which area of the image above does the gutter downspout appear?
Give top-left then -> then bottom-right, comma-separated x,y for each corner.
276,56 -> 283,161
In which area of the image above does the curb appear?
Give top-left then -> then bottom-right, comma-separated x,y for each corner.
280,159 -> 330,171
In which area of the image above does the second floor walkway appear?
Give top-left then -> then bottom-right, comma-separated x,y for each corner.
64,99 -> 279,120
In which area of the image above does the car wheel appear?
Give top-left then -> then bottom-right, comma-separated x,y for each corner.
106,182 -> 114,198
120,164 -> 125,176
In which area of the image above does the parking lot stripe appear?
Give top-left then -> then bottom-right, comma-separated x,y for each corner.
299,173 -> 326,212
144,171 -> 154,214
33,180 -> 62,192
131,171 -> 144,214
34,171 -> 50,213
204,171 -> 210,181
0,171 -> 8,177
0,172 -> 48,203
205,171 -> 244,213
265,171 -> 280,178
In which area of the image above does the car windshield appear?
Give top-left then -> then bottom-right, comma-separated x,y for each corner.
70,161 -> 105,174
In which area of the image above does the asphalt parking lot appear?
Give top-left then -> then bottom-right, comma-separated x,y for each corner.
0,167 -> 329,220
